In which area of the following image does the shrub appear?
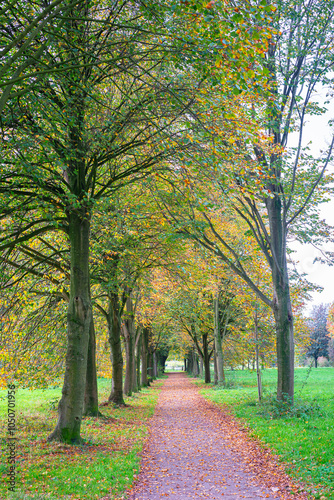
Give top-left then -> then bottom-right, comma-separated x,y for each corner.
258,394 -> 323,420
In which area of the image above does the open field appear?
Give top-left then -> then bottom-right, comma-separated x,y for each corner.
1,378 -> 162,500
198,367 -> 334,500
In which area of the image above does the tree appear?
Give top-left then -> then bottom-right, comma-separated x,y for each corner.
1,0 -> 198,442
154,0 -> 334,402
307,304 -> 330,368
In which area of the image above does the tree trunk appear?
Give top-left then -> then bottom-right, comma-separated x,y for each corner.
153,351 -> 158,378
147,350 -> 153,379
48,215 -> 91,443
141,327 -> 149,387
123,292 -> 135,396
192,350 -> 199,377
159,352 -> 168,372
199,356 -> 203,377
187,353 -> 193,374
314,356 -> 318,368
132,327 -> 141,393
108,292 -> 125,405
266,158 -> 294,401
254,309 -> 262,403
271,254 -> 294,401
136,330 -> 142,390
123,323 -> 133,396
214,295 -> 225,385
213,340 -> 218,385
202,333 -> 211,383
84,316 -> 101,416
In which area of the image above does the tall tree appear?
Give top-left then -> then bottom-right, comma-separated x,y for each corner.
154,0 -> 334,401
307,303 -> 330,368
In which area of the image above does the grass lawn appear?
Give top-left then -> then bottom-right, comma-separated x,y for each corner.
198,367 -> 334,500
1,378 -> 162,500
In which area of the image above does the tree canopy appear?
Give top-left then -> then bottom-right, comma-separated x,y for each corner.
1,0 -> 334,443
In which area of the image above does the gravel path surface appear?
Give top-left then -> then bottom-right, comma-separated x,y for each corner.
129,373 -> 308,500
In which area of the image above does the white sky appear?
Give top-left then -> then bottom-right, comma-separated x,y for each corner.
288,87 -> 334,313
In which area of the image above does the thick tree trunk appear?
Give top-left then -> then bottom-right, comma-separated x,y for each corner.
48,215 -> 91,443
123,292 -> 135,395
147,350 -> 153,379
314,356 -> 318,368
273,273 -> 294,401
123,325 -> 133,396
108,292 -> 125,405
84,316 -> 101,416
267,195 -> 294,402
159,352 -> 168,373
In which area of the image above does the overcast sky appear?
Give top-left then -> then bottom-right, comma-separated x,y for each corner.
288,87 -> 334,313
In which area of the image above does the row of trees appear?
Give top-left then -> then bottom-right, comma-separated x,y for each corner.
2,0 -> 334,444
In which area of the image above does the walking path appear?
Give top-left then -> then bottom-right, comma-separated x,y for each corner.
129,373 -> 308,500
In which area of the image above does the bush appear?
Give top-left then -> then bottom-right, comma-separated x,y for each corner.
258,394 -> 323,420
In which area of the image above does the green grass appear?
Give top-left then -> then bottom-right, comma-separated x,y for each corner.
1,378 -> 162,500
197,367 -> 334,500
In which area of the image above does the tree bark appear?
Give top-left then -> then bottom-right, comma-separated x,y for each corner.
132,327 -> 141,393
147,349 -> 153,379
198,357 -> 203,377
267,194 -> 294,402
83,316 -> 101,416
108,291 -> 125,405
136,329 -> 142,390
272,262 -> 294,402
264,44 -> 294,402
192,350 -> 199,377
190,353 -> 195,373
254,309 -> 262,403
48,215 -> 91,443
213,341 -> 218,385
158,351 -> 168,373
214,295 -> 225,385
123,292 -> 135,395
202,333 -> 211,383
123,323 -> 133,396
141,326 -> 149,387
153,351 -> 158,378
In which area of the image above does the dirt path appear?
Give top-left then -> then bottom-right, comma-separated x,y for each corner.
128,373 -> 308,500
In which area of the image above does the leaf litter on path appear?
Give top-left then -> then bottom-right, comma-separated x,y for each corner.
127,373 -> 309,500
